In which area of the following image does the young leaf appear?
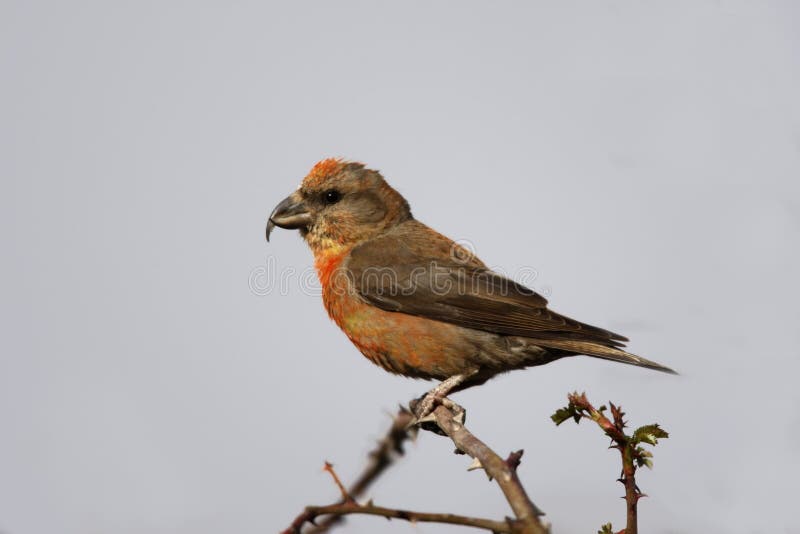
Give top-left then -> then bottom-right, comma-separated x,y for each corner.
634,447 -> 654,468
551,405 -> 580,426
632,424 -> 669,446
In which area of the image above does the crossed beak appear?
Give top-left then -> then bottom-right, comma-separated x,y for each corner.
266,193 -> 312,241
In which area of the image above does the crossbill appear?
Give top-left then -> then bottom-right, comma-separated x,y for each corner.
267,159 -> 674,417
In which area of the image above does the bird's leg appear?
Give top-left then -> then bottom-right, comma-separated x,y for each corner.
408,372 -> 473,427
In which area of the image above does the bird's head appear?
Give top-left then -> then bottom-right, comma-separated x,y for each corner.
266,159 -> 412,253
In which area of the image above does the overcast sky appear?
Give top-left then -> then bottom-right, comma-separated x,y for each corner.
2,2 -> 799,533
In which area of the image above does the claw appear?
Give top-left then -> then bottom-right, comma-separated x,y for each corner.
404,411 -> 438,431
439,398 -> 466,424
417,412 -> 438,424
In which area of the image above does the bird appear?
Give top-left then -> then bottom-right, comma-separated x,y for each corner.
266,158 -> 675,419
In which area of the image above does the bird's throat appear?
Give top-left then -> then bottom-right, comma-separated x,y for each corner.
313,247 -> 350,292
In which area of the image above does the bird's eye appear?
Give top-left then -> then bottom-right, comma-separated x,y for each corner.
323,189 -> 342,205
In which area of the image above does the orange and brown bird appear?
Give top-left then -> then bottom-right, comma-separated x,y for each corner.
266,159 -> 675,418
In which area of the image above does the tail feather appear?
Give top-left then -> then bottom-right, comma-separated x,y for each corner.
532,339 -> 678,374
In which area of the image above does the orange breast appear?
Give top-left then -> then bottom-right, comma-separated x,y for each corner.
314,250 -> 475,380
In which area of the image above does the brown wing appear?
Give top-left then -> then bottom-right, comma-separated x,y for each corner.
347,221 -> 628,347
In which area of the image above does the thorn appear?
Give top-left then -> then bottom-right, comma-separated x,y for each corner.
467,457 -> 484,471
452,409 -> 466,425
505,449 -> 524,471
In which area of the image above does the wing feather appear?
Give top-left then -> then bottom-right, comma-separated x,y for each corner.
347,222 -> 628,346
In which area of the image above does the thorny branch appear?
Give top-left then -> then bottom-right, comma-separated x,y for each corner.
299,407 -> 416,534
552,392 -> 669,534
428,404 -> 549,534
284,393 -> 667,534
283,402 -> 550,534
286,497 -> 512,533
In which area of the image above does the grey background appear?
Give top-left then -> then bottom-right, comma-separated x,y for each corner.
2,2 -> 799,533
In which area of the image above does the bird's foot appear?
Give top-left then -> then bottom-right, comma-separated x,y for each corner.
405,372 -> 474,434
407,393 -> 466,435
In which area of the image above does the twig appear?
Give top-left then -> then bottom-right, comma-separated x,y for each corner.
301,408 -> 415,534
568,393 -> 642,534
285,500 -> 513,533
429,404 -> 550,534
284,462 -> 511,533
322,462 -> 353,502
568,395 -> 639,534
336,407 -> 415,500
282,403 -> 550,533
553,392 -> 668,534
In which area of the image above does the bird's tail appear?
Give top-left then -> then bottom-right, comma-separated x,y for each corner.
533,340 -> 678,374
